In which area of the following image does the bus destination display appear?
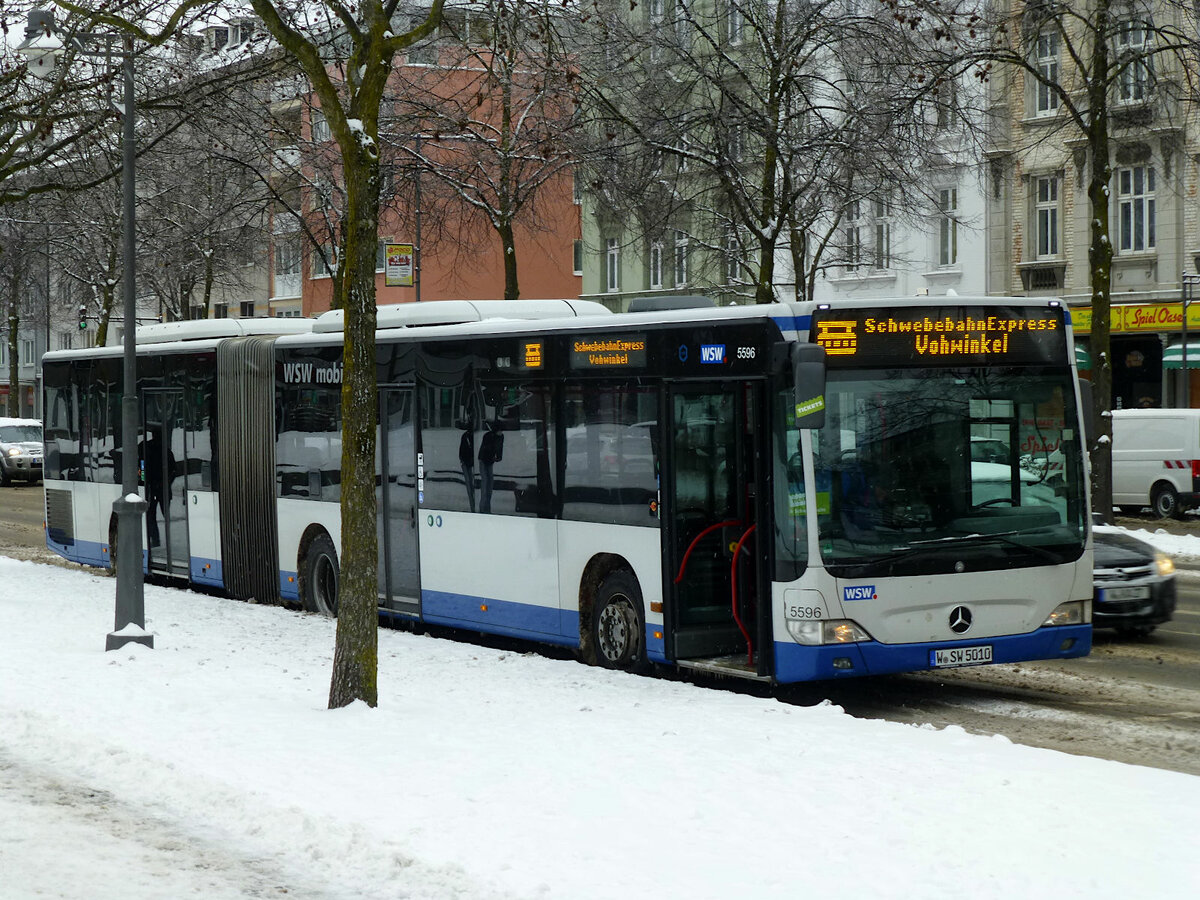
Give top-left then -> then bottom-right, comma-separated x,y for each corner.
569,334 -> 647,369
812,306 -> 1067,367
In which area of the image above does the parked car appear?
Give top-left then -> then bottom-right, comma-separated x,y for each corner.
1091,515 -> 1176,637
0,417 -> 43,485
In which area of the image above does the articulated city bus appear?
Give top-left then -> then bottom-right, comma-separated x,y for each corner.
41,296 -> 1093,682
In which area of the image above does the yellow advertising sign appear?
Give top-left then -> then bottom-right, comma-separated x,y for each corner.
1071,303 -> 1200,335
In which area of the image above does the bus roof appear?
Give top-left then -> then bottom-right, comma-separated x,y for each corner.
134,318 -> 314,344
311,298 -> 611,333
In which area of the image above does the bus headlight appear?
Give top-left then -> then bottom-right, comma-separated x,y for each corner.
1043,600 -> 1090,627
786,619 -> 872,645
1155,552 -> 1175,577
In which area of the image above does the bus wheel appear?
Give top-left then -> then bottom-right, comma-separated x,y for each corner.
301,533 -> 339,617
1151,484 -> 1181,519
591,571 -> 645,671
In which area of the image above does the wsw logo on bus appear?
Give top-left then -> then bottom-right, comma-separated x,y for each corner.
282,361 -> 344,385
843,585 -> 876,601
700,344 -> 727,363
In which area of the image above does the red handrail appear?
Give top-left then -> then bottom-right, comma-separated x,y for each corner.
674,519 -> 742,584
730,524 -> 757,665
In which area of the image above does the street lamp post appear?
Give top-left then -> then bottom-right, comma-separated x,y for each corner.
1183,273 -> 1200,410
20,10 -> 152,651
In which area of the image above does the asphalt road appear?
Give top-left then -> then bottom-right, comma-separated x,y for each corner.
3,484 -> 1199,774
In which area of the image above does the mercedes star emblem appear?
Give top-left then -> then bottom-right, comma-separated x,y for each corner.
948,606 -> 973,634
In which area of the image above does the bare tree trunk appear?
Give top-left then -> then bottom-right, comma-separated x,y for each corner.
6,263 -> 20,416
499,219 -> 519,301
1087,0 -> 1114,523
328,143 -> 381,709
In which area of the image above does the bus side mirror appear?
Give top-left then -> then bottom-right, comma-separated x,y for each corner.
1078,378 -> 1095,448
792,343 -> 826,429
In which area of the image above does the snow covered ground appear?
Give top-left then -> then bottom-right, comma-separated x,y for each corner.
2,530 -> 1199,900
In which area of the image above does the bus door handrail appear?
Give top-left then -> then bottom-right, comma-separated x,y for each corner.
674,519 -> 742,584
730,524 -> 757,665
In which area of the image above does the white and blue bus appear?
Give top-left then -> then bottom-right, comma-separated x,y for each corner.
41,296 -> 1093,682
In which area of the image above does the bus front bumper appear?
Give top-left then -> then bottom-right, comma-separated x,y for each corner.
772,624 -> 1092,683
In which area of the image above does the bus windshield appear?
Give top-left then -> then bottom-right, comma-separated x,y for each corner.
812,366 -> 1086,577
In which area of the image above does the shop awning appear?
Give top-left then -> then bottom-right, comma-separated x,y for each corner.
1162,344 -> 1200,369
1074,344 -> 1091,370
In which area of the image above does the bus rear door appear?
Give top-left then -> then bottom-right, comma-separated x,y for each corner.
141,389 -> 190,578
666,381 -> 768,677
378,386 -> 420,615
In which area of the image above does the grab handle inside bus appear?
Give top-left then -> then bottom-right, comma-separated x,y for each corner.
792,343 -> 827,429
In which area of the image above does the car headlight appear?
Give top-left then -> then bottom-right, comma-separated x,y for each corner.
1155,552 -> 1175,577
1044,600 -> 1090,626
7,447 -> 20,457
786,618 -> 872,645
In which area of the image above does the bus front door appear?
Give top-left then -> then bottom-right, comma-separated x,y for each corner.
666,382 -> 767,673
378,387 -> 420,616
141,389 -> 190,578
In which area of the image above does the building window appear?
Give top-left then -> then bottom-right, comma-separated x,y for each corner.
407,17 -> 439,65
606,238 -> 620,292
310,109 -> 330,142
21,340 -> 35,366
214,303 -> 229,319
676,130 -> 690,173
844,200 -> 862,272
207,26 -> 229,53
1116,17 -> 1152,103
673,230 -> 689,287
572,169 -> 582,205
275,240 -> 301,277
56,333 -> 73,351
1034,31 -> 1060,115
728,125 -> 744,163
725,225 -> 742,283
1035,176 -> 1059,258
573,240 -> 583,276
649,241 -> 663,289
728,3 -> 743,46
934,78 -> 956,128
375,240 -> 391,272
1117,166 -> 1155,252
872,197 -> 892,269
189,304 -> 207,320
240,300 -> 256,318
312,245 -> 337,278
938,188 -> 958,267
674,0 -> 691,45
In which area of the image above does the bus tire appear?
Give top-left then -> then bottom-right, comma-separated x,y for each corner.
1151,483 -> 1181,519
300,533 -> 339,617
591,570 -> 645,672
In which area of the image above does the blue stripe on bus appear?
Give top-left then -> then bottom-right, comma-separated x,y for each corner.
772,624 -> 1091,682
47,536 -> 107,569
190,558 -> 223,588
423,589 -> 572,641
280,572 -> 300,602
769,315 -> 811,333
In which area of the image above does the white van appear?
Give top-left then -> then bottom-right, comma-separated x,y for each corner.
1111,408 -> 1200,517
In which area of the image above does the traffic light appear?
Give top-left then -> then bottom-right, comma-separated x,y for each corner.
78,304 -> 87,330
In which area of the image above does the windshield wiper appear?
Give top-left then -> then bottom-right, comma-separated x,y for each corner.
907,530 -> 1069,565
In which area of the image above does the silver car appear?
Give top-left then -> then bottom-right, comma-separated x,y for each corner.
0,417 -> 43,485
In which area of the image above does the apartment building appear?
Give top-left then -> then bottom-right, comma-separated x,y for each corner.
985,1 -> 1200,408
